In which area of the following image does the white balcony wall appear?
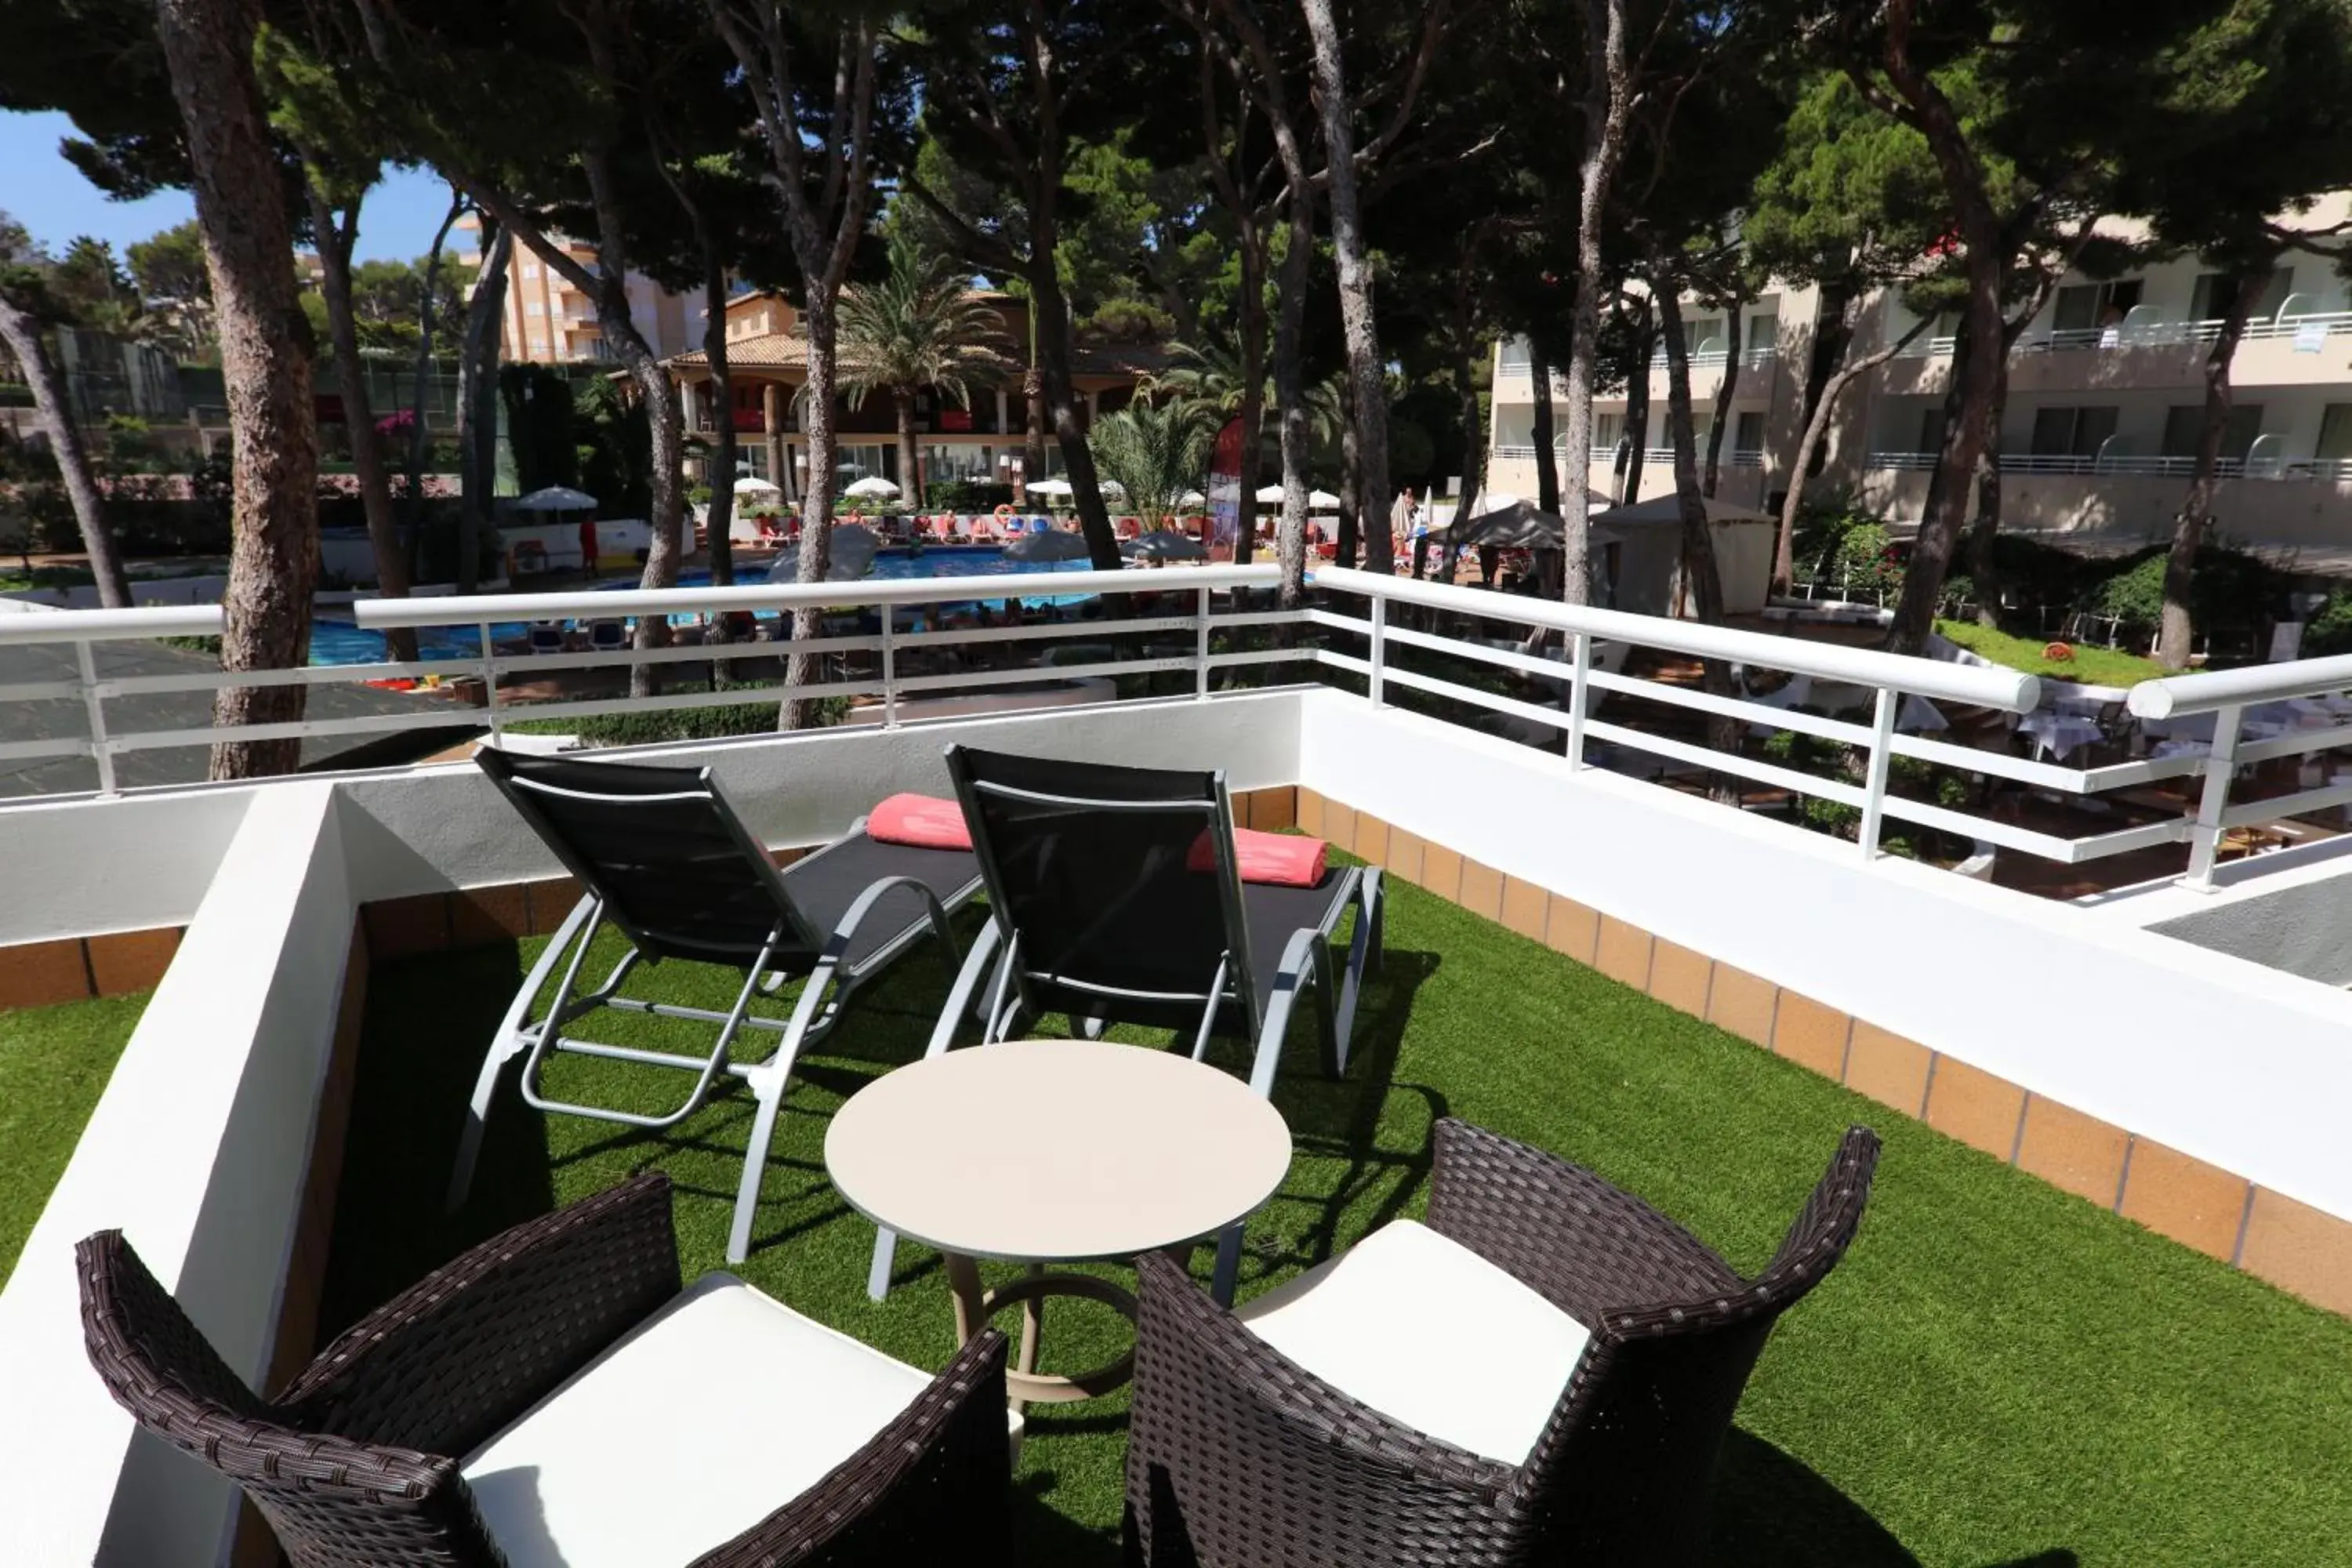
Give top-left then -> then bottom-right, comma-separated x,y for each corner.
1295,690 -> 2352,1226
0,784 -> 357,1567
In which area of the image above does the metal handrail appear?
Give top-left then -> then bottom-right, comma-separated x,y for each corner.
1312,566 -> 2038,713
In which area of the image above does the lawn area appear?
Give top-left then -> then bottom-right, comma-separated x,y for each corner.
326,873 -> 2352,1567
1937,619 -> 2169,687
0,992 -> 147,1287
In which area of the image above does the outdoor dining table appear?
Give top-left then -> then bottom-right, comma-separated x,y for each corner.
2015,708 -> 2104,762
825,1038 -> 1294,1406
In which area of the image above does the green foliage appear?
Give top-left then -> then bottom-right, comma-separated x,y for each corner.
837,236 -> 1012,419
499,365 -> 579,495
2303,586 -> 2352,659
924,477 -> 1011,512
573,376 -> 650,521
2090,546 -> 2282,634
506,687 -> 850,745
1789,499 -> 1903,601
1087,398 -> 1212,530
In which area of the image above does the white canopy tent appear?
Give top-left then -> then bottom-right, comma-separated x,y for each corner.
506,486 -> 600,513
1588,495 -> 1777,616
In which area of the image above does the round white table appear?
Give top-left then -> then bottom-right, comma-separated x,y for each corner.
826,1039 -> 1294,1404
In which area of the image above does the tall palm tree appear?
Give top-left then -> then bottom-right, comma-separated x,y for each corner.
1088,397 -> 1214,533
837,238 -> 1010,506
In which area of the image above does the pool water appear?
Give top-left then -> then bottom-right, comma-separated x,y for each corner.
307,545 -> 1102,666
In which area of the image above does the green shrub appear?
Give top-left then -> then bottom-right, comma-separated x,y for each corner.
2090,546 -> 2282,633
2304,586 -> 2352,658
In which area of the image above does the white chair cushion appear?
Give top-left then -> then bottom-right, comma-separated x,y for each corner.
461,1272 -> 1022,1568
1236,1218 -> 1591,1467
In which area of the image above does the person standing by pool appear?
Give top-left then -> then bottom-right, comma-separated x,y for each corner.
578,513 -> 600,575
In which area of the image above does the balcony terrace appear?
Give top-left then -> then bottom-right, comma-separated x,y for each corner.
6,567 -> 2352,1564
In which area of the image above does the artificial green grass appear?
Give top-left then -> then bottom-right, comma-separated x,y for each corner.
0,991 -> 147,1286
1936,619 -> 2169,687
324,879 -> 2352,1567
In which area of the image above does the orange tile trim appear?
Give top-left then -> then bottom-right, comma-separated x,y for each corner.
1306,788 -> 2352,1320
0,927 -> 187,1011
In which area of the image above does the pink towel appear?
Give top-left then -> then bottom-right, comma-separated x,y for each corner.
1188,827 -> 1329,887
866,793 -> 972,851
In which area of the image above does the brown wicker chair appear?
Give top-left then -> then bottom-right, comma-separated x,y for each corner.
1123,1117 -> 1879,1567
77,1172 -> 1015,1568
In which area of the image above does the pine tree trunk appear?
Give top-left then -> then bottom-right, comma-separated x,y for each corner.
456,224 -> 508,592
306,177 -> 417,662
1297,0 -> 1390,573
1701,294 -> 1744,499
1558,0 -> 1630,604
1233,229 -> 1265,568
407,193 -> 463,540
155,0 -> 318,780
1030,273 -> 1123,570
1963,380 -> 2005,627
704,259 -> 737,588
785,290 -> 842,728
1659,288 -> 1738,804
1449,332 -> 1485,579
1529,340 -> 1559,513
1337,376 -> 1360,568
0,299 -> 130,608
2158,278 -> 2256,669
1272,195 -> 1313,609
1771,313 -> 1930,593
1621,303 -> 1651,505
1023,361 -> 1047,488
895,388 -> 920,509
1876,0 -> 2005,655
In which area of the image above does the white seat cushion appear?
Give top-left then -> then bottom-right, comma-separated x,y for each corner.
1236,1219 -> 1590,1467
461,1272 -> 1022,1568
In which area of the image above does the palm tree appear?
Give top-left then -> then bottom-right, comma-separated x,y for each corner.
1146,334 -> 1345,446
1087,397 -> 1214,533
837,238 -> 1011,506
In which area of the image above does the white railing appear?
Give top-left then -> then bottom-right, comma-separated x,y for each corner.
0,567 -> 1299,797
1305,567 -> 2352,886
2131,657 -> 2352,887
1864,451 -> 2352,482
18,561 -> 2352,892
1888,312 -> 2350,361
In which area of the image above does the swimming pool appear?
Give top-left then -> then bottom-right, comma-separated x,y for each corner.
307,546 -> 1102,666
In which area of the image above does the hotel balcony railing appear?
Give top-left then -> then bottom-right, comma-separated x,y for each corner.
1890,310 -> 2352,359
1864,450 -> 2352,481
1497,346 -> 1778,384
13,561 -> 2352,890
1494,445 -> 1765,467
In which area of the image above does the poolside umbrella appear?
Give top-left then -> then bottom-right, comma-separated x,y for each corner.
1253,484 -> 1285,503
1004,528 -> 1091,562
1308,489 -> 1342,510
1468,491 -> 1523,517
844,476 -> 901,499
734,477 -> 781,495
1025,477 -> 1074,499
1177,489 -> 1207,507
1127,529 -> 1206,561
506,485 -> 600,512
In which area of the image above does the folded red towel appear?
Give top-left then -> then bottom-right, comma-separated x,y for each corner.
866,793 -> 972,851
1188,826 -> 1329,887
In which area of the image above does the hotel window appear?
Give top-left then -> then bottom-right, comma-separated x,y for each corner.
2161,404 -> 2265,461
1745,308 -> 1778,354
2030,405 -> 2120,457
525,299 -> 545,316
1592,412 -> 1623,451
2052,280 -> 2143,333
2318,405 -> 2352,462
1914,406 -> 1948,454
1497,336 -> 1532,372
521,260 -> 539,280
2191,269 -> 2292,325
1735,410 -> 1766,453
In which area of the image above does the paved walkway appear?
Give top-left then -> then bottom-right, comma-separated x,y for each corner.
0,637 -> 477,798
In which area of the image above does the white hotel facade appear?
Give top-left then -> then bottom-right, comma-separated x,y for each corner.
1489,193 -> 2352,569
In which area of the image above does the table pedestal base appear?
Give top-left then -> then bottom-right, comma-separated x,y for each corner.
942,1254 -> 1145,1405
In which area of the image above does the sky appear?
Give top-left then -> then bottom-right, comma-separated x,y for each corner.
1,111 -> 471,264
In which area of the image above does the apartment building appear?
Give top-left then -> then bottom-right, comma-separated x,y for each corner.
1490,192 -> 2352,569
456,214 -> 707,365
